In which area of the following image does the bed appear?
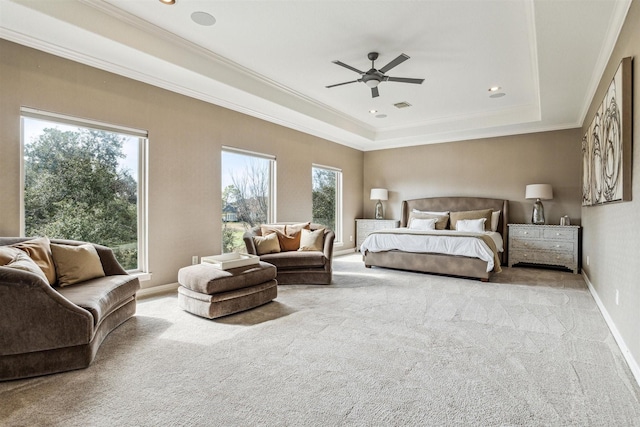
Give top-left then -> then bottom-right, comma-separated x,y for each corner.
361,196 -> 509,281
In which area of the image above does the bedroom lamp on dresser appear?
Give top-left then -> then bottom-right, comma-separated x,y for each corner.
508,223 -> 581,274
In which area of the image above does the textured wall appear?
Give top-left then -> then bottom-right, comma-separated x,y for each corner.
363,129 -> 583,225
0,40 -> 363,289
580,0 -> 640,372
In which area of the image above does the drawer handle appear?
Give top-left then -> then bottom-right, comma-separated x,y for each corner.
523,231 -> 528,235
556,233 -> 560,236
555,245 -> 560,248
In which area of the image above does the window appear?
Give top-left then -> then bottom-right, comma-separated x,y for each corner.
312,165 -> 342,243
21,108 -> 148,273
221,147 -> 275,253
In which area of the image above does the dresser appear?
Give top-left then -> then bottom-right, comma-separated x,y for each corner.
355,219 -> 400,251
508,224 -> 581,274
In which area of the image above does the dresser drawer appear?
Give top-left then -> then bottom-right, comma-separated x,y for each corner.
511,238 -> 574,253
543,228 -> 576,240
510,227 -> 542,239
510,250 -> 574,266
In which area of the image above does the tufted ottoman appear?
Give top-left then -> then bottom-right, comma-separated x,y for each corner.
177,261 -> 277,319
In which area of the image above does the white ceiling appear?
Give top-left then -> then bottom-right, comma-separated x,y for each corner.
0,0 -> 631,151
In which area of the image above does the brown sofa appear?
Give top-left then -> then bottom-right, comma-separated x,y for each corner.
0,237 -> 140,381
243,223 -> 335,285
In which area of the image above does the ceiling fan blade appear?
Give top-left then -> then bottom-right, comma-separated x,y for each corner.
386,77 -> 425,84
326,80 -> 359,88
332,60 -> 365,75
379,53 -> 410,73
371,86 -> 379,98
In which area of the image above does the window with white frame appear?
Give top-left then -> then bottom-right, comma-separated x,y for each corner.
221,147 -> 276,253
21,108 -> 148,273
312,164 -> 342,243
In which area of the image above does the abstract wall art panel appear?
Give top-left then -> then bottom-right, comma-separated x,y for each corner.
582,57 -> 633,206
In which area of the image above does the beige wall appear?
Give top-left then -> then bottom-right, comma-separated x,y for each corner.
363,129 -> 583,225
0,40 -> 363,289
581,0 -> 640,372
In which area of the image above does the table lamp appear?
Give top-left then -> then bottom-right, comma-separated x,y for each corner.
525,184 -> 553,224
370,188 -> 388,219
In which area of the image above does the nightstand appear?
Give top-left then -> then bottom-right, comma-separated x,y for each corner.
508,224 -> 581,274
355,219 -> 400,251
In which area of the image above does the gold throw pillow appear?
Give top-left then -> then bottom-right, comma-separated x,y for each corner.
253,233 -> 281,255
50,243 -> 105,287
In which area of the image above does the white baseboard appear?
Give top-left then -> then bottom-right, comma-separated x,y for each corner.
583,271 -> 640,387
137,282 -> 179,299
334,247 -> 358,256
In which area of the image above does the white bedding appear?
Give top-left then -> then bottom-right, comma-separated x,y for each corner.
360,228 -> 504,272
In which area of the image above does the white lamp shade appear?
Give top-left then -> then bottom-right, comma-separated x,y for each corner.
370,188 -> 388,200
525,184 -> 553,200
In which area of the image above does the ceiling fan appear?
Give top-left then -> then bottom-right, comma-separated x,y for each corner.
326,52 -> 425,98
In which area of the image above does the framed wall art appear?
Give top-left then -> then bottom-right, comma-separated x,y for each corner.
582,56 -> 633,206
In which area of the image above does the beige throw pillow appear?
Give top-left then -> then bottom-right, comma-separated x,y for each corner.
0,247 -> 49,283
298,228 -> 325,251
408,212 -> 449,230
285,222 -> 311,236
260,224 -> 286,236
11,237 -> 57,285
449,209 -> 493,231
50,243 -> 105,287
253,233 -> 281,255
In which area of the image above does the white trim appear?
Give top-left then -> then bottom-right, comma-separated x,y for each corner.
221,145 -> 276,161
334,248 -> 357,257
137,282 -> 179,299
583,271 -> 640,388
20,107 -> 148,138
312,163 -> 342,173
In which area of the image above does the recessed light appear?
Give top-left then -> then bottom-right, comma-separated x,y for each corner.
159,0 -> 176,4
369,109 -> 377,114
488,86 -> 501,92
489,92 -> 506,98
191,11 -> 216,26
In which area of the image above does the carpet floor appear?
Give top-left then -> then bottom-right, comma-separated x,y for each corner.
2,253 -> 640,426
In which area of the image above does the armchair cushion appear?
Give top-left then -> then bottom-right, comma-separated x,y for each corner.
299,228 -> 325,251
253,233 -> 281,255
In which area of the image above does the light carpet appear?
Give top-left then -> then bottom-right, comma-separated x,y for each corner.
2,253 -> 640,426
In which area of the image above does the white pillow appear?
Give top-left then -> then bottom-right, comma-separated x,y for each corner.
490,211 -> 501,232
412,209 -> 449,216
456,218 -> 486,233
409,218 -> 437,231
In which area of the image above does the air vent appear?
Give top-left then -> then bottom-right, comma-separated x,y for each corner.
393,101 -> 412,109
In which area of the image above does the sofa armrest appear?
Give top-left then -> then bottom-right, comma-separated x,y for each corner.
323,230 -> 336,266
0,267 -> 93,356
243,232 -> 258,255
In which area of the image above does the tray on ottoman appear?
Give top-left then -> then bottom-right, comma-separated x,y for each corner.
178,261 -> 277,319
201,253 -> 259,270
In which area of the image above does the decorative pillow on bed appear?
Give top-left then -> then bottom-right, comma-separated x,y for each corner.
409,218 -> 437,231
456,218 -> 486,233
449,209 -> 493,231
408,212 -> 449,230
491,211 -> 501,232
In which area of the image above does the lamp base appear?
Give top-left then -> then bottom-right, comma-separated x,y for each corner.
532,199 -> 545,224
374,200 -> 384,219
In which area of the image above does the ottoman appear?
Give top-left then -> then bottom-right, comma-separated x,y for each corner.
177,261 -> 277,319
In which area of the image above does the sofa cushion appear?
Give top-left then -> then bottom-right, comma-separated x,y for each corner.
259,250 -> 327,269
276,230 -> 300,251
253,233 -> 281,255
10,237 -> 57,285
260,224 -> 285,236
298,228 -> 325,251
57,275 -> 139,327
51,243 -> 105,287
0,248 -> 49,283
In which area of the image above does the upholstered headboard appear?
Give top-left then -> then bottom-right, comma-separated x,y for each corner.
400,196 -> 509,262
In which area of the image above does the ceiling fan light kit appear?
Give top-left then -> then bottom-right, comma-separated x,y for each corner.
327,52 -> 425,98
